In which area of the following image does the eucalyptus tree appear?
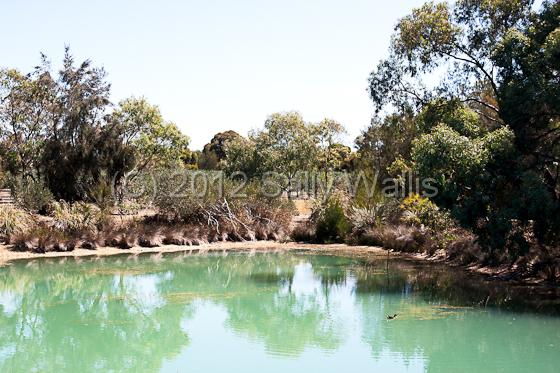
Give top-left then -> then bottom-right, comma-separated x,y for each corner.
111,97 -> 190,172
367,0 -> 560,251
199,130 -> 243,170
315,118 -> 346,182
0,63 -> 53,180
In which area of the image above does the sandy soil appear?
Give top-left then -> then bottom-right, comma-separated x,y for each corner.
0,241 -> 389,266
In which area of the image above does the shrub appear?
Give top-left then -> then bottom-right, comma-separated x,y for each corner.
7,175 -> 54,213
153,174 -> 295,241
446,230 -> 482,265
349,206 -> 383,232
49,201 -> 107,235
0,205 -> 34,242
114,200 -> 143,215
348,225 -> 429,252
152,170 -> 221,222
11,225 -> 75,253
291,222 -> 315,242
525,246 -> 560,283
400,193 -> 453,232
349,199 -> 402,233
88,173 -> 115,210
314,198 -> 350,243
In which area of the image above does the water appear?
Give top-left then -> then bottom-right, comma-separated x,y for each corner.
0,252 -> 559,373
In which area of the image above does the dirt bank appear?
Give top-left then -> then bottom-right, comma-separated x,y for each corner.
0,241 -> 554,286
0,241 -> 389,266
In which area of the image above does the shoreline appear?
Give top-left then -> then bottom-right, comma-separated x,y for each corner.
0,241 -> 552,286
0,241 -> 390,266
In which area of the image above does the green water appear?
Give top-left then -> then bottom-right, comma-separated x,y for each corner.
0,252 -> 559,372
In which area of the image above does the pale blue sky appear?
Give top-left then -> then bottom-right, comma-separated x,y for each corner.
1,0 -> 428,149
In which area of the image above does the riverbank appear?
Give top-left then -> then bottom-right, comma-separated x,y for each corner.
0,241 -> 390,266
0,240 -> 554,288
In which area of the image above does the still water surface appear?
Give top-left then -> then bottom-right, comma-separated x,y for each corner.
0,252 -> 559,372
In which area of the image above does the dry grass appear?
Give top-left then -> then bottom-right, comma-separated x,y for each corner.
348,225 -> 430,253
7,196 -> 295,253
0,205 -> 35,243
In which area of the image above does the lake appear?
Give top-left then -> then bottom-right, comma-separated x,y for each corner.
0,251 -> 559,372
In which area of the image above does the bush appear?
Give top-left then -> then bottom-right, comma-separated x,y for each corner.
0,205 -> 34,242
348,224 -> 429,252
314,198 -> 350,243
49,201 -> 107,235
11,225 -> 75,253
290,221 -> 316,242
400,193 -> 453,232
88,173 -> 115,210
153,173 -> 295,241
446,230 -> 482,265
349,199 -> 402,233
7,175 -> 54,213
114,200 -> 143,215
152,170 -> 221,222
349,206 -> 383,232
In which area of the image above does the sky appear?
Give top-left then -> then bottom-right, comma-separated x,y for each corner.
1,0 -> 428,150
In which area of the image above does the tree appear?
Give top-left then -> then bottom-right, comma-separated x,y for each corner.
112,97 -> 190,172
223,135 -> 263,177
412,123 -> 514,211
253,112 -> 320,195
0,64 -> 53,180
368,0 -> 534,116
1,49 -> 184,201
328,143 -> 354,171
200,130 -> 243,170
314,119 -> 346,181
492,1 -> 560,195
355,109 -> 418,178
34,50 -> 135,201
367,0 -> 560,251
223,112 -> 341,195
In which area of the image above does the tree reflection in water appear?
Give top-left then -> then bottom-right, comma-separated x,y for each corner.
0,252 -> 558,372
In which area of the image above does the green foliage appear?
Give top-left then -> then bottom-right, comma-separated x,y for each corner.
412,122 -> 516,219
257,112 -> 320,180
326,144 -> 354,171
395,1 -> 459,72
199,130 -> 243,170
349,195 -> 402,233
224,112 -> 348,186
224,136 -> 263,178
0,67 -> 51,178
416,99 -> 484,137
315,119 -> 348,173
87,172 -> 115,210
1,50 -> 191,202
314,196 -> 351,243
6,175 -> 54,212
114,200 -> 143,216
113,97 -> 190,171
367,0 -> 560,258
400,193 -> 452,232
479,125 -> 516,164
411,123 -> 483,208
35,49 -> 134,201
355,110 -> 418,178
